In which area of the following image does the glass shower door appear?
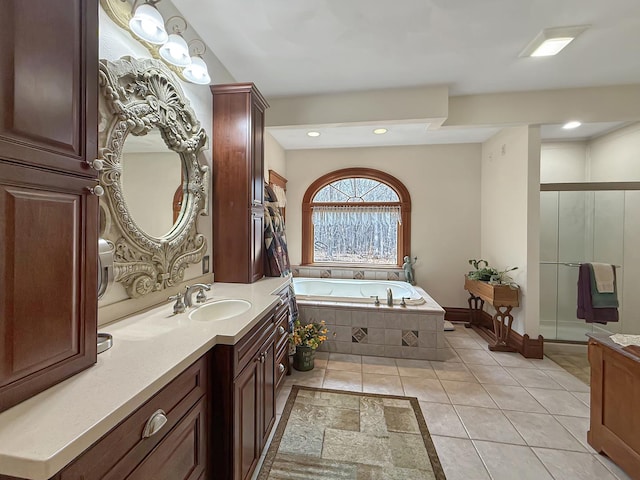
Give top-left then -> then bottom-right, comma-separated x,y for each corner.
539,189 -> 625,341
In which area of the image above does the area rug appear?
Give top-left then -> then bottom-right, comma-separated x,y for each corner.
256,385 -> 446,480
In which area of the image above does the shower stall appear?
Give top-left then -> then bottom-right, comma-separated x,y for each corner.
539,184 -> 640,342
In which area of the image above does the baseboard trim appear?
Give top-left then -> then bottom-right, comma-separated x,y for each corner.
443,307 -> 544,359
443,307 -> 470,323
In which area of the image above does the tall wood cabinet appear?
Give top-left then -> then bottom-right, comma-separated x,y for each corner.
211,83 -> 269,283
0,0 -> 99,413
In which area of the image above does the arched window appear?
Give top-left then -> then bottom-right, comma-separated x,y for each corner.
302,168 -> 411,266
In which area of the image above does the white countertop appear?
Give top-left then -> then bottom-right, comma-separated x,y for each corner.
0,276 -> 290,480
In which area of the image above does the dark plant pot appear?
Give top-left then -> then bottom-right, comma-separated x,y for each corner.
293,346 -> 315,371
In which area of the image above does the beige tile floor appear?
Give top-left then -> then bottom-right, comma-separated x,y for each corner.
252,326 -> 631,480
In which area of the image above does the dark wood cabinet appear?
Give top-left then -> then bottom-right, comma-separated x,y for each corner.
0,0 -> 99,413
210,308 -> 280,480
0,0 -> 97,177
211,83 -> 269,283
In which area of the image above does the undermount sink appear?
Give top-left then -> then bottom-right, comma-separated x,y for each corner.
189,299 -> 252,322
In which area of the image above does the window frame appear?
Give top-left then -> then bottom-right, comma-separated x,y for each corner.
302,168 -> 411,267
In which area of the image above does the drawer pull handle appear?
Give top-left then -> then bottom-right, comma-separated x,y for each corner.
278,326 -> 286,335
278,363 -> 285,373
142,409 -> 168,439
279,297 -> 287,306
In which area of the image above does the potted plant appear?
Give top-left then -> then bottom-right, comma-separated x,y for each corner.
468,259 -> 518,286
291,319 -> 328,371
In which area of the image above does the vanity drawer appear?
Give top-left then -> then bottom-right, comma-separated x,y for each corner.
275,343 -> 288,391
59,355 -> 208,480
274,310 -> 290,353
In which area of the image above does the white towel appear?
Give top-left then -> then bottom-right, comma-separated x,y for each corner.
591,262 -> 615,293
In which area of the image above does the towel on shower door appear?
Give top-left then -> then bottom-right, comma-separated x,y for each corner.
591,262 -> 615,293
588,264 -> 619,308
577,263 -> 618,324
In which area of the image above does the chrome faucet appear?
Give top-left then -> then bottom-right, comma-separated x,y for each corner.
386,288 -> 393,306
184,283 -> 212,308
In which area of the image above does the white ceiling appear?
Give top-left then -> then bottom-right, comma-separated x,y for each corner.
173,0 -> 640,98
171,0 -> 640,149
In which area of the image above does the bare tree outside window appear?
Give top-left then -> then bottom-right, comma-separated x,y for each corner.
312,178 -> 400,264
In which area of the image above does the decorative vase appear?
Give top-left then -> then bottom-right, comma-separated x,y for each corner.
293,345 -> 315,371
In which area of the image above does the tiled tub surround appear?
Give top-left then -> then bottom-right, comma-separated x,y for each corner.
297,285 -> 447,361
292,265 -> 406,281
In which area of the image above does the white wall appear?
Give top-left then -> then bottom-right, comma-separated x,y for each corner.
98,6 -> 214,320
540,142 -> 588,183
481,126 -> 540,336
589,122 -> 640,181
285,144 -> 482,308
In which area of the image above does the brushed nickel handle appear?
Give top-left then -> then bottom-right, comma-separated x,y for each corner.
142,409 -> 168,439
278,363 -> 285,373
88,185 -> 104,197
278,326 -> 285,335
87,158 -> 104,171
279,296 -> 287,306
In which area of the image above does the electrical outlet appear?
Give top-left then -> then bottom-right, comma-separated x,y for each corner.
202,255 -> 210,274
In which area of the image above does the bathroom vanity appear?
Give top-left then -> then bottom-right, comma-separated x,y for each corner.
588,334 -> 640,480
0,276 -> 291,480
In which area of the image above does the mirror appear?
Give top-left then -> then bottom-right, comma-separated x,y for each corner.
97,57 -> 209,298
121,128 -> 184,238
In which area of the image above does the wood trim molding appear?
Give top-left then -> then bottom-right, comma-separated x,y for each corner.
444,307 -> 544,359
301,168 -> 411,266
268,170 -> 287,190
541,182 -> 640,191
443,307 -> 471,323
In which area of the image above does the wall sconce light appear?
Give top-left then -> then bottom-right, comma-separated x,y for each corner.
128,0 -> 167,44
103,0 -> 212,85
183,40 -> 211,85
159,16 -> 191,67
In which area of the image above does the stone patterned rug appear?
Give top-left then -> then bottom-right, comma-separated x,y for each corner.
257,386 -> 446,480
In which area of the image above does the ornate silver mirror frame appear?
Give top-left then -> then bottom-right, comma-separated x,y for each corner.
98,56 -> 209,298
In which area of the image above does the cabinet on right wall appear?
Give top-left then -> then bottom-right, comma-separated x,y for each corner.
211,83 -> 269,283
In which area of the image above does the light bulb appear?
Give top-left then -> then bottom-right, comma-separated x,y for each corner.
129,4 -> 168,44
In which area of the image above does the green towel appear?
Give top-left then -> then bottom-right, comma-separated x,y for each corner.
589,264 -> 619,308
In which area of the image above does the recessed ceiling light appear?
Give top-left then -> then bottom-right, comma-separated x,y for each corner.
562,121 -> 582,129
307,131 -> 320,137
519,25 -> 589,57
373,128 -> 388,135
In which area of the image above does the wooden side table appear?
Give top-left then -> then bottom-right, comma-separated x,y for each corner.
464,276 -> 520,352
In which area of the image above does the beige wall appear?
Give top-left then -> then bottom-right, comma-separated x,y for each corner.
481,126 -> 540,336
264,131 -> 287,181
285,144 -> 482,308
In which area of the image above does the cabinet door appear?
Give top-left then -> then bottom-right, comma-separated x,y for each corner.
259,338 -> 276,449
127,399 -> 207,480
250,208 -> 264,283
0,0 -> 98,177
0,162 -> 98,412
234,359 -> 260,480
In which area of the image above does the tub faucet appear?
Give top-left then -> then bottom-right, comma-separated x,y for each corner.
184,283 -> 212,308
387,288 -> 393,306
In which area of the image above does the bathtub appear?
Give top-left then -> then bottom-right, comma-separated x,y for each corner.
293,277 -> 425,305
293,277 -> 450,361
